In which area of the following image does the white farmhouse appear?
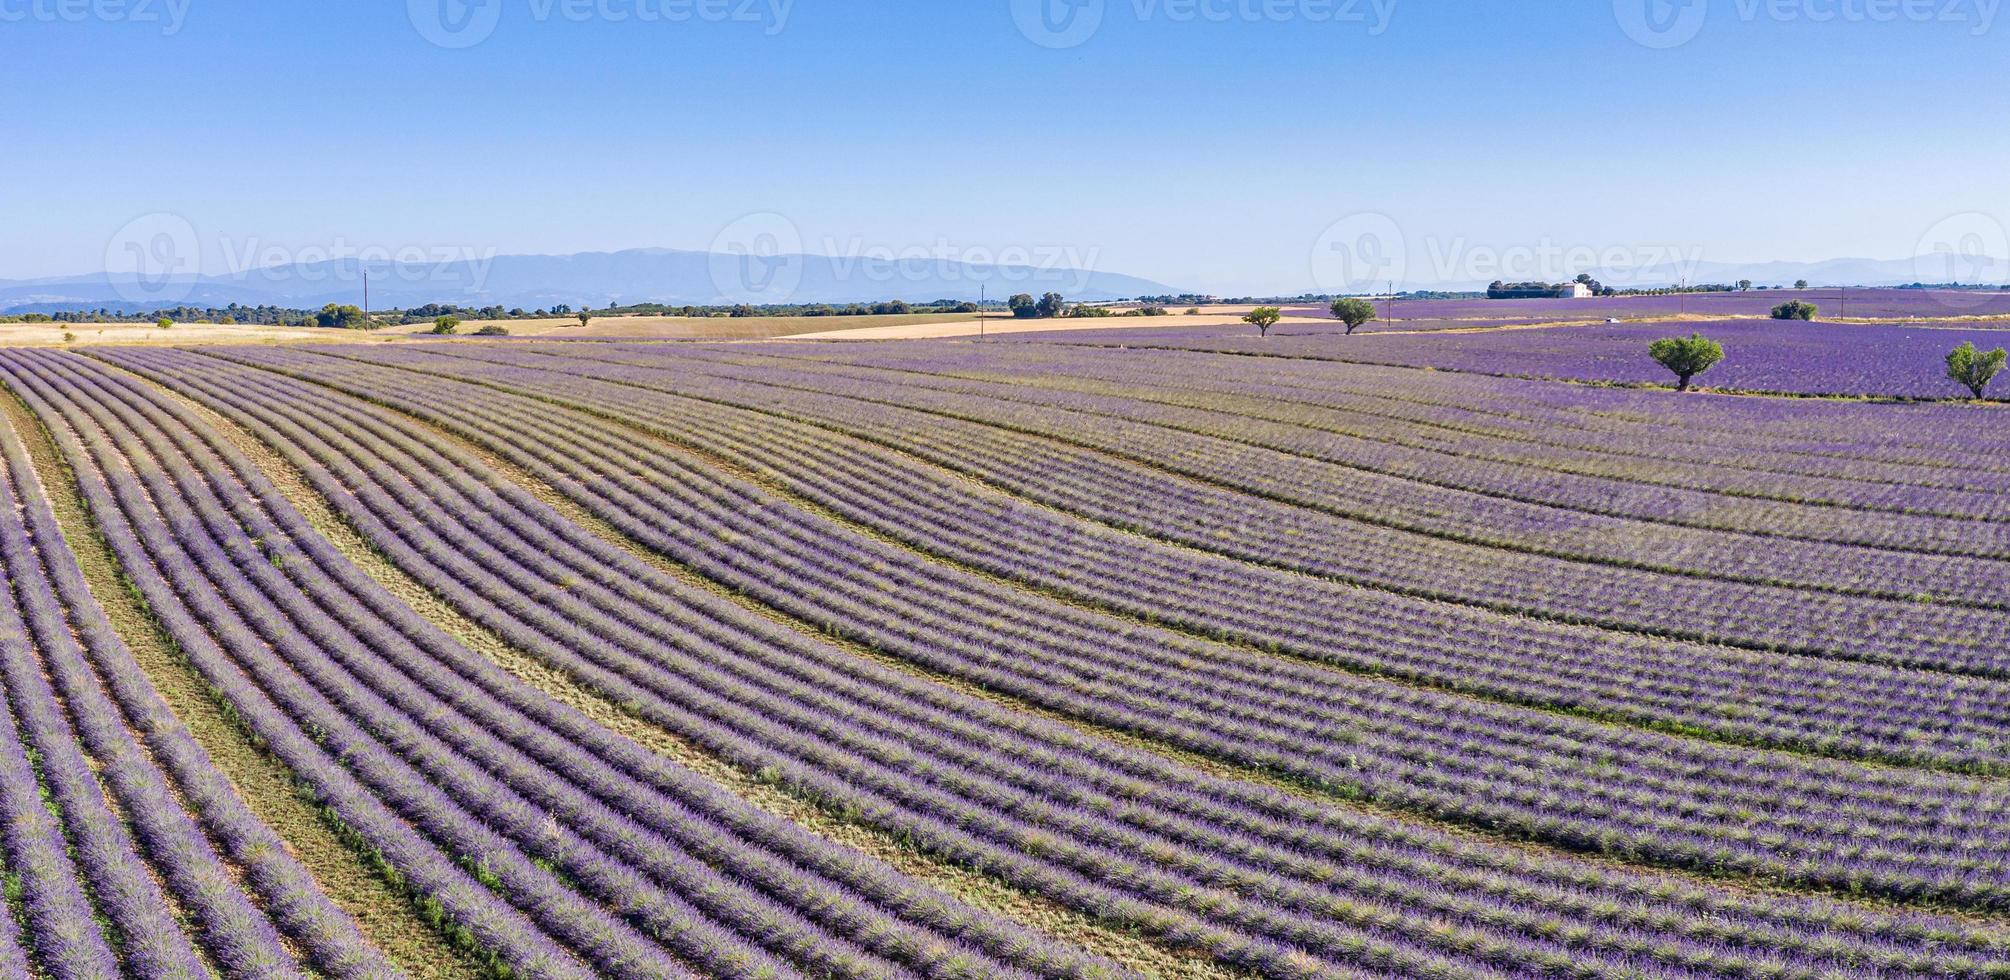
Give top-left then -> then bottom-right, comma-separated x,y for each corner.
1561,281 -> 1594,298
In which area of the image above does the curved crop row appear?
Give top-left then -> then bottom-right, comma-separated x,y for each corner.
1021,329 -> 2010,459
972,337 -> 2010,481
0,349 -> 1112,980
164,344 -> 2010,978
668,343 -> 2010,546
214,344 -> 2010,920
337,344 -> 2010,775
616,347 -> 2010,608
101,352 -> 1513,980
421,342 -> 2010,680
0,381 -> 393,977
770,340 -> 2010,496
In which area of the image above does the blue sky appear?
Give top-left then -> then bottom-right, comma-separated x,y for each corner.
5,0 -> 2007,294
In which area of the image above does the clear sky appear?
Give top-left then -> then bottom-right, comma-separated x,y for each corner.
5,0 -> 2008,294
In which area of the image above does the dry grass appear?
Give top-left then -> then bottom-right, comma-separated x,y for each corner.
0,321 -> 391,347
0,313 -> 986,349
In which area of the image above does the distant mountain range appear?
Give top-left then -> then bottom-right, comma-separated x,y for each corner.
0,247 -> 1181,314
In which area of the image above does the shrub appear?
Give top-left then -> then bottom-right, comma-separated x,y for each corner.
315,303 -> 368,329
1329,298 -> 1377,335
1771,300 -> 1819,321
474,325 -> 510,337
1649,333 -> 1725,391
156,317 -> 174,330
1243,307 -> 1283,337
431,316 -> 461,335
1946,341 -> 2008,399
1009,293 -> 1066,319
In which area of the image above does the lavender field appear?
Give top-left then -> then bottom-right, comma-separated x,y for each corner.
1290,287 -> 2010,322
0,334 -> 2001,978
1047,317 -> 2010,398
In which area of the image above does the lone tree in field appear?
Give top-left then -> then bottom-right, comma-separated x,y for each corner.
1771,300 -> 1819,321
1243,306 -> 1283,337
1737,279 -> 1753,291
1649,332 -> 1724,392
1794,279 -> 1809,290
156,317 -> 173,330
1329,298 -> 1377,335
1946,341 -> 2008,399
576,310 -> 593,328
432,316 -> 460,335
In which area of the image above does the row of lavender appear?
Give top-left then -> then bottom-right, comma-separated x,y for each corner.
0,366 -> 395,977
664,346 -> 2010,572
106,341 -> 1794,979
777,341 -> 2010,508
1042,318 -> 2010,398
1288,288 -> 2010,322
0,349 -> 1121,980
145,342 -> 2010,977
842,338 -> 2010,476
432,341 -> 2010,772
219,344 -> 2010,911
606,346 -> 2010,673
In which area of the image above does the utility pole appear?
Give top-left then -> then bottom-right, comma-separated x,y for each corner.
1840,285 -> 1848,319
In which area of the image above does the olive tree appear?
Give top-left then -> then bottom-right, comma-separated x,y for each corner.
1770,300 -> 1818,321
1243,306 -> 1283,337
1648,332 -> 1725,392
1946,341 -> 2008,399
1329,298 -> 1377,335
